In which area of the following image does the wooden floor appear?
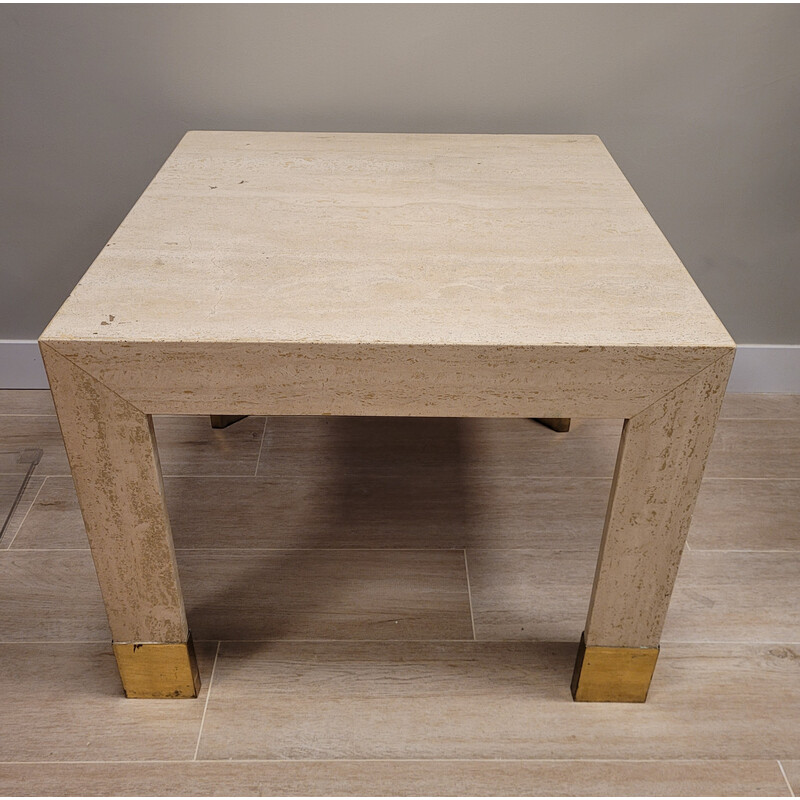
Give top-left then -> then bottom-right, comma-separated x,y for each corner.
0,390 -> 798,796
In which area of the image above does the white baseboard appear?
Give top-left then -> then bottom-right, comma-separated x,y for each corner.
0,340 -> 48,389
1,339 -> 798,393
726,344 -> 800,393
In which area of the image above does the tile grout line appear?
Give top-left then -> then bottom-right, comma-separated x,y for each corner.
4,638 -> 800,645
6,546 -> 800,555
684,548 -> 800,554
0,757 -> 795,765
193,641 -> 220,761
2,475 -> 48,550
463,550 -> 477,641
253,417 -> 268,477
779,761 -> 795,797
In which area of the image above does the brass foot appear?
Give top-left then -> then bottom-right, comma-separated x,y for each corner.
533,417 -> 571,432
113,633 -> 201,698
571,632 -> 658,702
210,415 -> 248,429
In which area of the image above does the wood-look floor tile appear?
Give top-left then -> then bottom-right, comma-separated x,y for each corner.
467,549 -> 596,641
469,548 -> 800,645
721,393 -> 800,419
0,759 -> 789,796
0,642 -> 216,761
0,415 -> 69,474
12,474 -> 611,551
706,420 -> 800,478
0,551 -> 109,641
197,641 -> 800,760
6,477 -> 87,549
177,549 -> 472,641
0,389 -> 56,415
689,478 -> 800,551
663,551 -> 800,643
0,474 -> 45,550
781,761 -> 800,795
152,415 -> 265,476
257,417 -> 622,480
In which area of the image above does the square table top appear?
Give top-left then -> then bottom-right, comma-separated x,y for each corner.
42,131 -> 733,352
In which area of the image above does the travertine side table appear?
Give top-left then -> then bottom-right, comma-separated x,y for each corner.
40,132 -> 735,701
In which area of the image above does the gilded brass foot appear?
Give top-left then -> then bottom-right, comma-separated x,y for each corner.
571,632 -> 658,702
113,633 -> 201,698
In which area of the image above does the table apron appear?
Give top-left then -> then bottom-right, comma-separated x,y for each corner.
40,341 -> 732,419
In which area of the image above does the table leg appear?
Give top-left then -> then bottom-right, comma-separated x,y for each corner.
572,351 -> 734,702
210,414 -> 248,429
533,417 -> 571,432
41,344 -> 199,698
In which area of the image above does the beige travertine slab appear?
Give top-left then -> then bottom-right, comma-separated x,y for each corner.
0,390 -> 56,415
0,642 -> 216,761
42,132 -> 732,351
689,478 -> 800,551
705,420 -> 800,478
583,351 -> 733,648
197,641 -> 800,760
41,345 -> 187,644
178,549 -> 472,641
37,132 -> 736,698
0,760 -> 789,797
41,133 -> 732,419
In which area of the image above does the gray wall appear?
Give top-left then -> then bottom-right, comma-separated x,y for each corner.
2,4 -> 799,343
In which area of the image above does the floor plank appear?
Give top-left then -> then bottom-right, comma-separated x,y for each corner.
466,549 -> 800,644
720,393 -> 800,419
178,549 -> 473,641
0,549 -> 473,643
0,415 -> 69,475
0,551 -> 110,641
467,549 -> 596,642
197,641 -> 800,760
257,416 -> 623,480
705,420 -> 800,479
153,415 -> 266,476
0,474 -> 45,550
781,761 -> 800,795
11,474 -> 611,551
0,642 -> 217,762
0,759 -> 789,796
690,478 -> 800,551
0,389 -> 56,415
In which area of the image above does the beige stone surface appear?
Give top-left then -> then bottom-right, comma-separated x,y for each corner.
36,133 -> 735,698
197,641 -> 800,760
0,759 -> 790,796
40,345 -> 187,643
0,642 -> 217,761
1,391 -> 798,789
584,351 -> 734,648
41,133 -> 732,418
42,132 -> 731,351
